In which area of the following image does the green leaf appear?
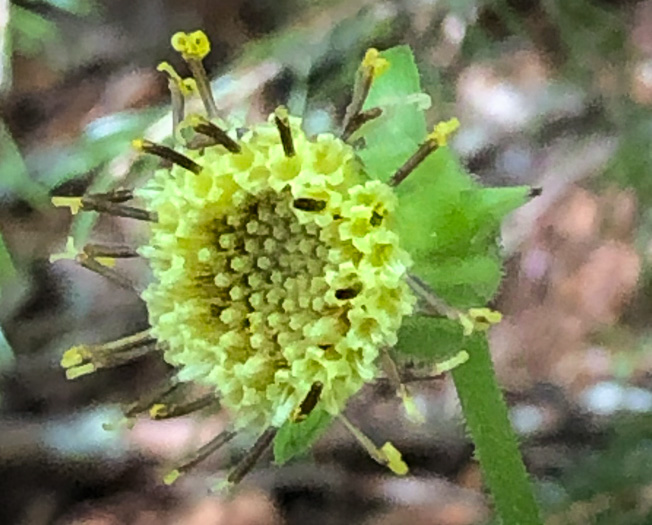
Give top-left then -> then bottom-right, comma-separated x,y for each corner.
395,316 -> 464,363
273,409 -> 334,464
0,121 -> 48,206
416,254 -> 504,309
10,5 -> 59,57
0,231 -> 16,289
356,46 -> 428,182
394,147 -> 530,308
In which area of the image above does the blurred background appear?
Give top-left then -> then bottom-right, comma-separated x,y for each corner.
1,0 -> 652,523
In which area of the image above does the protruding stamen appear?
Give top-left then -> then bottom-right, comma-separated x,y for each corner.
149,394 -> 218,420
92,188 -> 134,203
50,237 -> 140,290
84,198 -> 157,222
83,243 -> 139,260
339,414 -> 408,475
124,377 -> 181,418
361,48 -> 390,79
157,61 -> 198,132
380,348 -> 424,424
459,307 -> 502,336
52,188 -> 133,214
226,426 -> 277,485
342,48 -> 389,140
164,428 -> 238,485
432,350 -> 469,375
293,198 -> 327,212
61,330 -> 157,379
79,256 -> 139,291
190,116 -> 241,153
292,382 -> 323,422
132,139 -> 202,174
407,273 -> 459,320
171,30 -> 219,118
389,118 -> 460,187
341,106 -> 382,142
274,106 -> 295,157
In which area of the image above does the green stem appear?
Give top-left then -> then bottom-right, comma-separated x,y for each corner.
451,333 -> 542,525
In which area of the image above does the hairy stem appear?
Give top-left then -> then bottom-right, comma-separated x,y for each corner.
451,333 -> 542,525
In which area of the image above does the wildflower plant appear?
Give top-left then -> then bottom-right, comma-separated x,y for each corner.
52,31 -> 542,523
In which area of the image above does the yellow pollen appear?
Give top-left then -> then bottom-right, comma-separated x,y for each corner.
362,48 -> 390,79
171,30 -> 211,60
428,118 -> 460,147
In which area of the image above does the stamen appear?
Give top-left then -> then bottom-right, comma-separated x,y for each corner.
342,48 -> 389,141
82,193 -> 157,222
190,116 -> 241,153
341,106 -> 382,142
78,256 -> 139,291
406,273 -> 459,320
149,393 -> 218,420
459,307 -> 503,336
432,350 -> 469,375
338,414 -> 408,475
164,428 -> 238,485
274,106 -> 295,157
124,377 -> 181,418
157,61 -> 198,132
389,118 -> 460,187
51,237 -> 140,290
226,426 -> 277,485
92,188 -> 134,203
61,330 -> 157,379
292,382 -> 323,422
132,139 -> 202,174
293,198 -> 327,212
380,348 -> 425,424
83,243 -> 139,259
171,30 -> 219,118
52,188 -> 133,214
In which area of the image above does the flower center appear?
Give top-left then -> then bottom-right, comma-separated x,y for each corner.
207,190 -> 336,358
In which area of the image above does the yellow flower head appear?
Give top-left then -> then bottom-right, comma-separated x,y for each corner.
137,113 -> 415,430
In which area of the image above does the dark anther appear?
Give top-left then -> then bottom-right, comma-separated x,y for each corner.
83,243 -> 139,259
295,382 -> 324,421
133,139 -> 203,174
293,198 -> 327,212
335,286 -> 361,300
193,120 -> 242,153
370,211 -> 384,226
274,106 -> 295,157
227,427 -> 277,485
91,188 -> 134,203
81,196 -> 157,222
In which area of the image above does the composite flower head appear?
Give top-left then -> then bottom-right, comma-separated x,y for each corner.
51,30 -> 479,484
137,112 -> 415,430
